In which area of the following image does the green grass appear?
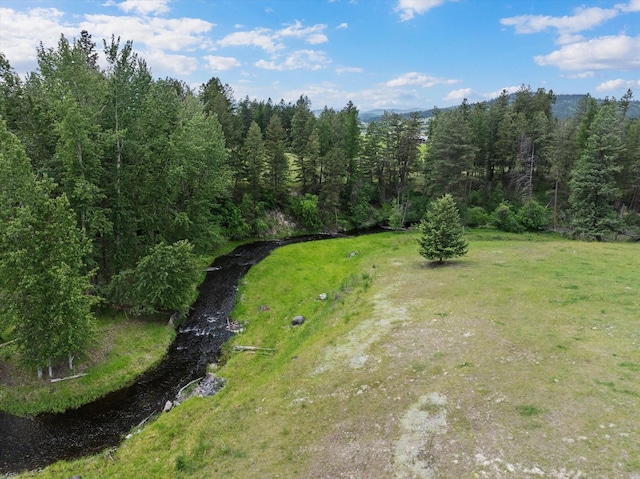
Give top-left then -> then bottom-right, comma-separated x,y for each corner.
15,230 -> 640,478
0,313 -> 174,416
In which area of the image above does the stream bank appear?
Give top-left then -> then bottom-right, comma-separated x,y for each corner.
0,235 -> 333,474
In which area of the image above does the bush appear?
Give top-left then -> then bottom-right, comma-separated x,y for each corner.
107,240 -> 200,316
388,199 -> 405,230
516,201 -> 551,231
466,206 -> 491,227
292,194 -> 322,230
492,202 -> 523,233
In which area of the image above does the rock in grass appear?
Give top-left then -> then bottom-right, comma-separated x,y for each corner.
163,400 -> 173,412
292,315 -> 306,326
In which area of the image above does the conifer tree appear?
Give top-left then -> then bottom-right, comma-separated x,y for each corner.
418,194 -> 468,263
569,103 -> 623,240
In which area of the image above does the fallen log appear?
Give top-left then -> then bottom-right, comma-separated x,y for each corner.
177,377 -> 204,397
50,373 -> 87,383
234,345 -> 276,352
0,339 -> 17,349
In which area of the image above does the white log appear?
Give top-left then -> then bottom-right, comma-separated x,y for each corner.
234,345 -> 276,352
50,373 -> 87,383
177,377 -> 204,397
0,339 -> 17,348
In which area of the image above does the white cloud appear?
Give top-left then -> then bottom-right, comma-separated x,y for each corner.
565,71 -> 595,79
596,78 -> 640,92
395,0 -> 450,21
336,66 -> 363,74
255,50 -> 330,71
535,35 -> 640,71
444,88 -> 473,102
386,72 -> 459,88
142,48 -> 198,75
556,33 -> 585,45
111,0 -> 172,16
82,14 -> 214,52
203,55 -> 241,71
616,0 -> 640,13
0,8 -> 77,70
282,81 -> 345,108
218,28 -> 283,53
278,20 -> 328,44
500,6 -> 619,36
336,22 -> 348,29
218,21 -> 328,54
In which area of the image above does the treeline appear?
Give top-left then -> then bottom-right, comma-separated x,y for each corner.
1,32 -> 639,373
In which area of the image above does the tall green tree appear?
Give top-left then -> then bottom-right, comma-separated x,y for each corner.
569,103 -> 624,240
0,52 -> 23,132
0,121 -> 96,375
166,94 -> 230,249
425,106 -> 477,200
240,120 -> 266,195
102,35 -> 152,275
199,77 -> 239,150
290,95 -> 316,193
264,113 -> 289,204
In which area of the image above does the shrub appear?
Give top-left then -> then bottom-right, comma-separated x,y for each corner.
492,202 -> 523,233
466,206 -> 491,227
516,201 -> 551,231
107,240 -> 200,316
292,194 -> 322,230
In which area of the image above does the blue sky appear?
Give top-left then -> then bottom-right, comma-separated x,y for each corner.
1,0 -> 639,111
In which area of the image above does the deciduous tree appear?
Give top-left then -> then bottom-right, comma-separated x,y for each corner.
0,121 -> 96,375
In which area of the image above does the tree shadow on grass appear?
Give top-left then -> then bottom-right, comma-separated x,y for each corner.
418,260 -> 473,269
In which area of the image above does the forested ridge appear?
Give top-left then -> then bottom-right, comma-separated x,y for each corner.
1,32 -> 639,375
360,93 -> 640,123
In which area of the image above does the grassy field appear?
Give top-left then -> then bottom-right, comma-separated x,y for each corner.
0,314 -> 175,416
16,230 -> 640,478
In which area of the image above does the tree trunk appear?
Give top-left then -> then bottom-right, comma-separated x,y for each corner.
553,177 -> 559,229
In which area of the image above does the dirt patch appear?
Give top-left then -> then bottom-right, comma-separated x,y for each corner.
299,254 -> 639,478
393,393 -> 448,479
313,296 -> 410,375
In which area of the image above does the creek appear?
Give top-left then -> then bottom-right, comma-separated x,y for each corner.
0,235 -> 334,474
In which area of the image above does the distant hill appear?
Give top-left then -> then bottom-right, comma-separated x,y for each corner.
360,94 -> 640,123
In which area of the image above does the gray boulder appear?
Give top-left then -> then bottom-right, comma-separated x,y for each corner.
292,315 -> 306,326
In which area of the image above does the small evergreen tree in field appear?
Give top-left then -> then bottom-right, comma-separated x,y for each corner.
418,194 -> 468,263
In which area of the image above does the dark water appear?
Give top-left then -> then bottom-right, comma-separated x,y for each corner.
0,235 -> 335,474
